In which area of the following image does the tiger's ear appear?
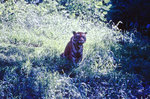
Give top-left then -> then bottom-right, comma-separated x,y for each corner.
73,31 -> 76,35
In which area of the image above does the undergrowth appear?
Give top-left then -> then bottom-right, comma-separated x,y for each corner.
0,0 -> 149,98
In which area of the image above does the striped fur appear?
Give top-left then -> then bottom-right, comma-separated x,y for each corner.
61,31 -> 87,64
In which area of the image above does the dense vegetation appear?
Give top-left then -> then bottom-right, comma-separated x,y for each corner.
0,0 -> 150,98
107,0 -> 150,36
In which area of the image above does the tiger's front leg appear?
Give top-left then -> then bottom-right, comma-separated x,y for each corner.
71,57 -> 76,65
78,56 -> 82,63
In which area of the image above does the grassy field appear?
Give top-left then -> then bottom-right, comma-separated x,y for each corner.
0,0 -> 149,98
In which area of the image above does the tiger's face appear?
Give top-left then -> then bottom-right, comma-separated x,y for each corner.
73,31 -> 87,44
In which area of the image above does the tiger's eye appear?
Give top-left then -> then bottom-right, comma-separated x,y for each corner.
75,36 -> 80,39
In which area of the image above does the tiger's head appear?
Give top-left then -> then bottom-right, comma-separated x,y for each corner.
72,31 -> 87,45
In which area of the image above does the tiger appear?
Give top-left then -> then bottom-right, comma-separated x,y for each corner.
61,31 -> 87,64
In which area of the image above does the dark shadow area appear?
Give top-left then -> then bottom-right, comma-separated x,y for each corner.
114,41 -> 150,80
106,0 -> 150,93
106,0 -> 150,37
0,46 -> 27,66
0,45 -> 34,80
111,38 -> 150,97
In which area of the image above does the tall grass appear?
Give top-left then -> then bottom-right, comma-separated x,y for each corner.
0,0 -> 149,98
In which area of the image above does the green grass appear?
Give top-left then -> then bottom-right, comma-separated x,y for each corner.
0,0 -> 149,98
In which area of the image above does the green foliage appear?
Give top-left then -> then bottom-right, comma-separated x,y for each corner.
56,0 -> 112,22
0,0 -> 149,98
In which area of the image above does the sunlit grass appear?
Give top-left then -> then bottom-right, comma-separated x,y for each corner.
0,0 -> 149,98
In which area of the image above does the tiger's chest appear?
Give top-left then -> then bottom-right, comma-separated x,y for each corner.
71,43 -> 83,59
